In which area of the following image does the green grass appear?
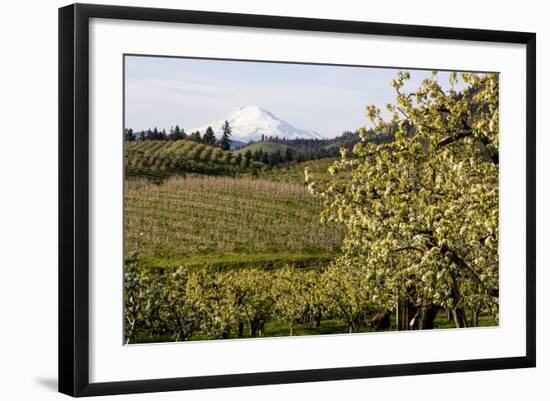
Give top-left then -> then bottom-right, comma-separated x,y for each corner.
188,320 -> 350,341
125,175 -> 344,268
131,310 -> 498,343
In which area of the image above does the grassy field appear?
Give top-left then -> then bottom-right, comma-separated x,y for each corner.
125,175 -> 344,269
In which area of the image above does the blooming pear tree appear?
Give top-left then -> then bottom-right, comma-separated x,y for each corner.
185,268 -> 237,339
230,268 -> 276,337
307,71 -> 499,329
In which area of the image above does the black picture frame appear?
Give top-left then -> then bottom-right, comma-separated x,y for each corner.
59,3 -> 536,397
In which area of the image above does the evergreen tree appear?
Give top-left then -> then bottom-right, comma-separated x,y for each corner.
284,146 -> 294,162
189,131 -> 202,143
142,129 -> 153,141
235,153 -> 243,165
220,120 -> 232,151
253,150 -> 263,162
202,126 -> 217,145
169,125 -> 186,141
270,150 -> 283,166
124,128 -> 135,141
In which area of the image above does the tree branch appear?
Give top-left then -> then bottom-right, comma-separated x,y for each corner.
441,244 -> 499,298
437,129 -> 499,165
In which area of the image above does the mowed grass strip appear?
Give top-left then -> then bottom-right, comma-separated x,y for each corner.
125,175 -> 344,266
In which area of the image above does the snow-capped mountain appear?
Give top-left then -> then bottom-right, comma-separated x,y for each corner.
190,106 -> 324,143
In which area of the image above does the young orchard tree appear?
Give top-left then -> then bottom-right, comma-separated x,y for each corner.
307,71 -> 499,330
185,268 -> 236,339
272,267 -> 306,336
301,270 -> 326,328
160,268 -> 203,341
123,242 -> 167,343
123,248 -> 146,344
230,269 -> 275,337
220,120 -> 232,151
321,264 -> 373,333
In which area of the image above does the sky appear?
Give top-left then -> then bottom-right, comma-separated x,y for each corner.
125,55 -> 460,138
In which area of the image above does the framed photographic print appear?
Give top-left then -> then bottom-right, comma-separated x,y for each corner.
58,3 -> 536,397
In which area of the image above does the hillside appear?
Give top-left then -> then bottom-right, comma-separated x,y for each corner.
125,139 -> 264,181
257,157 -> 354,186
235,141 -> 293,156
125,175 -> 344,269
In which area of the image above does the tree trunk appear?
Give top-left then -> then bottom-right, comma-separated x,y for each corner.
221,327 -> 231,339
403,302 -> 409,330
315,312 -> 322,328
238,322 -> 244,337
448,270 -> 467,328
396,296 -> 401,331
451,307 -> 468,328
250,322 -> 257,337
471,308 -> 479,327
410,304 -> 439,330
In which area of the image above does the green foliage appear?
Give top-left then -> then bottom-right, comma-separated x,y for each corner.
189,131 -> 202,142
168,125 -> 186,141
202,126 -> 217,145
272,267 -> 306,335
124,262 -> 497,343
230,268 -> 275,337
321,264 -> 374,333
220,120 -> 232,151
308,71 -> 499,329
186,269 -> 237,339
124,128 -> 135,141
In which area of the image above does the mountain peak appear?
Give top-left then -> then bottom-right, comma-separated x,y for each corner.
191,106 -> 323,142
